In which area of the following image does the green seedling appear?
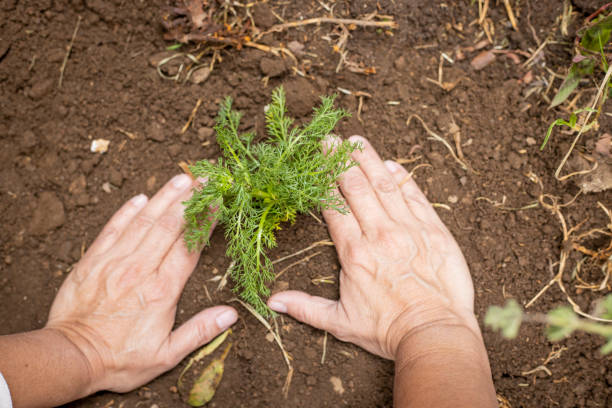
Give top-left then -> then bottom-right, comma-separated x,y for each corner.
541,107 -> 597,149
486,295 -> 612,354
545,12 -> 612,149
183,87 -> 358,315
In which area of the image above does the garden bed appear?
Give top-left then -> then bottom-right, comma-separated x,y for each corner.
1,1 -> 611,407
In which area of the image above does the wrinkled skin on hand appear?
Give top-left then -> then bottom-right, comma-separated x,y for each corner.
46,174 -> 237,393
268,136 -> 480,359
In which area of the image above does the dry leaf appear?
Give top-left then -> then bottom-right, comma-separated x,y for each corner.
470,50 -> 496,70
178,330 -> 231,387
187,343 -> 232,406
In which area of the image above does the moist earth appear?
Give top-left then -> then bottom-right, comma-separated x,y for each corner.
1,1 -> 612,407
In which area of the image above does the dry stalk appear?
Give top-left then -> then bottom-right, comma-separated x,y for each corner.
58,15 -> 82,88
181,98 -> 202,134
525,195 -> 612,323
261,17 -> 397,36
502,0 -> 518,30
272,240 -> 334,265
230,298 -> 294,398
406,114 -> 476,173
321,331 -> 328,364
275,251 -> 322,279
555,64 -> 612,181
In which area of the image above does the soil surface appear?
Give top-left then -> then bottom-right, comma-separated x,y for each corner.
2,1 -> 612,407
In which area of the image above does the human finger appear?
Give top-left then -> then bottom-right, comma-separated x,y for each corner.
86,194 -> 149,257
336,157 -> 390,235
158,220 -> 217,293
383,160 -> 443,224
113,174 -> 194,254
268,291 -> 345,336
165,306 -> 238,368
136,185 -> 196,267
321,186 -> 361,245
348,136 -> 410,222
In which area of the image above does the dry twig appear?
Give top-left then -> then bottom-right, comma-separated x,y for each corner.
58,16 -> 82,88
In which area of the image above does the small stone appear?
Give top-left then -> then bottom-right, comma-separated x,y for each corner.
287,40 -> 305,56
265,332 -> 274,342
68,174 -> 87,195
102,182 -> 112,194
198,127 -> 214,141
168,144 -> 181,156
29,78 -> 54,100
21,130 -> 38,151
109,168 -> 123,187
525,137 -> 537,146
4,255 -> 12,264
259,57 -> 286,77
393,56 -> 407,71
150,404 -> 159,408
189,67 -> 211,84
29,192 -> 65,235
169,386 -> 178,393
90,139 -> 110,153
330,377 -> 345,395
448,195 -> 458,204
239,349 -> 254,360
146,176 -> 157,192
75,193 -> 90,206
147,122 -> 166,142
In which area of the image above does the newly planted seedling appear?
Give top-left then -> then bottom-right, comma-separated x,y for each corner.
183,87 -> 358,315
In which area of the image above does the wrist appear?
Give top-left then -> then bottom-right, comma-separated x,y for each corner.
42,325 -> 102,396
393,314 -> 490,374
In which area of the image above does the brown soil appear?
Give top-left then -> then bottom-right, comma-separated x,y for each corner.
2,1 -> 612,407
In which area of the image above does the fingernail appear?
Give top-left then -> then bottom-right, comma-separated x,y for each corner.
268,300 -> 288,313
215,310 -> 238,330
171,174 -> 192,189
130,194 -> 148,208
384,160 -> 402,173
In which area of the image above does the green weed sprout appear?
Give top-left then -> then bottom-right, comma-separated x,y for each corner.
183,87 -> 358,315
486,296 -> 612,354
544,12 -> 612,148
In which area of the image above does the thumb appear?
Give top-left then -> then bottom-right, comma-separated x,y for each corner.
268,291 -> 342,333
166,306 -> 238,367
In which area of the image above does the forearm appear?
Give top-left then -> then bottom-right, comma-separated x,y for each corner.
393,321 -> 497,408
0,328 -> 93,408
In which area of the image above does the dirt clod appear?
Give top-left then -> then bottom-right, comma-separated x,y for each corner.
29,192 -> 65,235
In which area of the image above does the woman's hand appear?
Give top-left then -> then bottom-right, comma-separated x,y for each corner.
46,174 -> 238,394
267,136 -> 480,359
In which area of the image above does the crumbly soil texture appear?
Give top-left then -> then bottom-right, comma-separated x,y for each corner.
2,1 -> 612,407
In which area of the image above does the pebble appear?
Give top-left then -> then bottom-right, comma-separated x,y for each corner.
102,182 -> 112,194
330,376 -> 345,395
68,174 -> 87,195
525,137 -> 537,146
198,127 -> 214,141
147,122 -> 166,142
259,57 -> 286,77
29,192 -> 65,234
393,55 -> 407,71
4,255 -> 12,264
287,40 -> 304,56
146,176 -> 157,192
168,144 -> 181,156
109,168 -> 123,187
75,193 -> 90,206
448,195 -> 458,204
29,78 -> 54,100
189,67 -> 211,84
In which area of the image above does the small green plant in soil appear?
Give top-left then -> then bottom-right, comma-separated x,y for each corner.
543,11 -> 612,149
486,295 -> 612,354
183,87 -> 358,315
